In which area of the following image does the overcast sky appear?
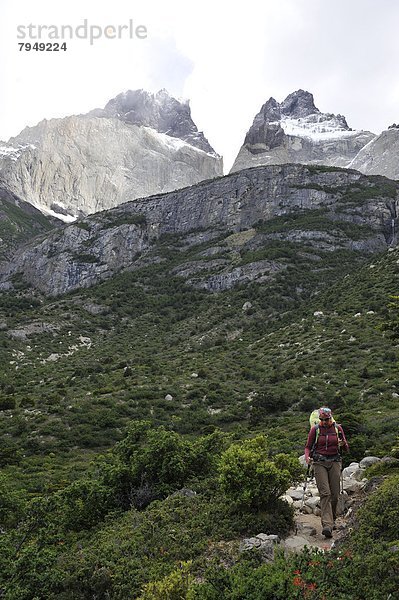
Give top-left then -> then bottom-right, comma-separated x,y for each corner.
1,0 -> 398,171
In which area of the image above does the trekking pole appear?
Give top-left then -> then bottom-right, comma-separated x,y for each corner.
337,428 -> 344,495
300,463 -> 312,510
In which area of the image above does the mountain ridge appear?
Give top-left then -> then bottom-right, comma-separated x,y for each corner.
231,89 -> 376,173
88,88 -> 218,155
0,89 -> 222,222
1,163 -> 397,296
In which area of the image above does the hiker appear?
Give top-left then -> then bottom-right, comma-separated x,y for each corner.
304,407 -> 349,539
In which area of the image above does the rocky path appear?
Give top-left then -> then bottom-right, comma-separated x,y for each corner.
241,457 -> 389,558
280,456 -> 388,553
293,508 -> 346,551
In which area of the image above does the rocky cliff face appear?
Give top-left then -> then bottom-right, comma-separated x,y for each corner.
0,182 -> 58,259
1,164 -> 397,296
0,90 -> 222,221
349,128 -> 399,180
89,89 -> 215,154
231,90 -> 375,173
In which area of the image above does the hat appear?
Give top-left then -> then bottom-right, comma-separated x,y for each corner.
318,407 -> 332,419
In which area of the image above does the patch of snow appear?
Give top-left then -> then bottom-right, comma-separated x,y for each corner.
275,115 -> 360,142
145,127 -> 190,150
0,143 -> 36,161
30,200 -> 77,223
347,135 -> 377,167
143,126 -> 218,157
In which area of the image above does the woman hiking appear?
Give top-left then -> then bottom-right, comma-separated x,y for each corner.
305,407 -> 349,539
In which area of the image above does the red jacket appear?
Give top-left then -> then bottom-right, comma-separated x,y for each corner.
305,423 -> 349,461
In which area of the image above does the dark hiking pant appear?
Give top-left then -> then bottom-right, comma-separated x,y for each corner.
313,460 -> 342,530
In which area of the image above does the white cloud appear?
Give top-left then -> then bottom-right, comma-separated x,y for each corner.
0,0 -> 399,170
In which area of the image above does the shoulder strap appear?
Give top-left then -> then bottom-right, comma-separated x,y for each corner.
335,423 -> 342,439
311,424 -> 320,455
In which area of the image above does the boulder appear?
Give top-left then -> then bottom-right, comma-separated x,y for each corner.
256,533 -> 279,543
240,537 -> 261,550
287,489 -> 305,501
242,301 -> 253,311
305,497 -> 320,510
282,535 -> 310,553
343,479 -> 365,494
239,533 -> 279,561
381,456 -> 399,464
280,494 -> 294,505
297,524 -> 317,537
353,468 -> 367,481
301,505 -> 313,514
306,484 -> 319,496
359,456 -> 381,469
342,462 -> 360,478
299,454 -> 307,467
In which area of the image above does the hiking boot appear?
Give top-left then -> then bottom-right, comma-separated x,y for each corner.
322,527 -> 333,538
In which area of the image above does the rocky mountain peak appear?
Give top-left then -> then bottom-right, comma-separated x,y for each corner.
93,88 -> 216,155
258,97 -> 281,122
280,89 -> 318,118
231,89 -> 370,173
0,88 -> 222,221
256,90 -> 349,128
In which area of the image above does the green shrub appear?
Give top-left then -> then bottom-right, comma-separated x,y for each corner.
218,436 -> 295,511
58,478 -> 113,530
0,474 -> 27,528
0,396 -> 15,410
365,460 -> 399,478
351,475 -> 399,545
138,562 -> 194,600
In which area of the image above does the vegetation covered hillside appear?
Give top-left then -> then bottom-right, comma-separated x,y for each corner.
0,193 -> 398,598
0,184 -> 58,259
0,221 -> 398,467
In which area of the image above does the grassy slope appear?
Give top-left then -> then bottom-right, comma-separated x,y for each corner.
0,215 -> 397,493
0,188 -> 57,259
0,194 -> 398,598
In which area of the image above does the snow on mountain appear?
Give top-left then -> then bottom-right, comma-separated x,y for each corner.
89,88 -> 218,156
349,127 -> 399,180
0,90 -> 222,221
230,90 -> 375,173
0,144 -> 36,161
277,115 -> 357,141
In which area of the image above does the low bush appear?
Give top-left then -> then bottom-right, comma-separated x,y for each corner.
218,435 -> 300,511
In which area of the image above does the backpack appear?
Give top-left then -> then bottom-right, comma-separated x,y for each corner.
309,409 -> 342,456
